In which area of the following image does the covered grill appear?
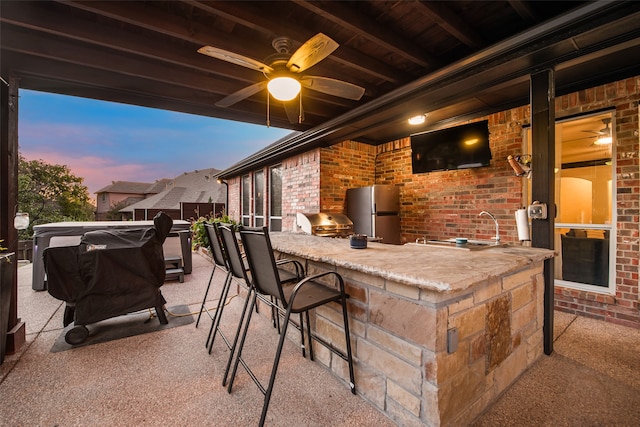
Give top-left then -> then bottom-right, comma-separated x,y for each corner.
296,212 -> 354,238
43,212 -> 173,345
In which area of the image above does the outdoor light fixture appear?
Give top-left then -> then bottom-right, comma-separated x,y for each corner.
267,75 -> 301,101
14,212 -> 29,230
217,178 -> 229,210
408,114 -> 426,125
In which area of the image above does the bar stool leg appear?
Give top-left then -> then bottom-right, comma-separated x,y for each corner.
341,297 -> 356,395
206,272 -> 232,353
196,265 -> 216,327
225,289 -> 258,391
222,284 -> 255,387
259,306 -> 294,427
305,310 -> 313,361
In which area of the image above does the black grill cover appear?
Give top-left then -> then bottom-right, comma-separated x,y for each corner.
44,212 -> 173,325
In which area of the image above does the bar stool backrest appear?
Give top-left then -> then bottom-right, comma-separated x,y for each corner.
239,226 -> 287,306
218,223 -> 250,283
204,223 -> 227,269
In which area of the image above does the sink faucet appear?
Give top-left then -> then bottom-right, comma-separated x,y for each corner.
478,211 -> 500,243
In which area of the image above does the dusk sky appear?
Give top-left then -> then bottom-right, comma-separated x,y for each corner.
18,89 -> 292,199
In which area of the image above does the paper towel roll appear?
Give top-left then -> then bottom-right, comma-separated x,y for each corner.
515,208 -> 530,241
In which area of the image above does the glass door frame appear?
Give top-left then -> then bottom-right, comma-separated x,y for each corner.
524,110 -> 617,295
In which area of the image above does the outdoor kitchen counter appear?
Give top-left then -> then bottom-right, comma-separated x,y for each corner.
267,232 -> 554,426
269,232 -> 553,293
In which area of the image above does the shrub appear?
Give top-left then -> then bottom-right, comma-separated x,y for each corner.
190,214 -> 236,250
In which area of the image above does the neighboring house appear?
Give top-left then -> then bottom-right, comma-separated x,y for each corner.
94,180 -> 170,220
120,168 -> 226,221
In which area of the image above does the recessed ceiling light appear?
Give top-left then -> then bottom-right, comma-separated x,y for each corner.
408,114 -> 426,125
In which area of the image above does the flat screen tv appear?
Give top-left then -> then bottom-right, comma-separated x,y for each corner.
411,120 -> 492,173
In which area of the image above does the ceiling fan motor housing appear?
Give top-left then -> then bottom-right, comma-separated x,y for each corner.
272,36 -> 293,54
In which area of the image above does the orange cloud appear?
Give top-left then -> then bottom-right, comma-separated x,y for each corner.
20,150 -> 166,198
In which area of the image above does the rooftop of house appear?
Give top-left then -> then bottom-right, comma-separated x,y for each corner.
120,168 -> 224,213
95,179 -> 171,195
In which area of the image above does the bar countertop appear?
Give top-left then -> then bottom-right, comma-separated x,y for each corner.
269,232 -> 554,293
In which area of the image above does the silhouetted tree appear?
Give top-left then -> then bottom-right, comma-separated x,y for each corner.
18,154 -> 94,238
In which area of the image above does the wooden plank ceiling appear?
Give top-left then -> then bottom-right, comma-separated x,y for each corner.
2,1 -> 640,149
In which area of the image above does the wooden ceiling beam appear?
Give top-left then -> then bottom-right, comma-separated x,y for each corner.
62,1 -> 276,67
1,1 -> 258,86
293,0 -> 442,69
411,0 -> 484,49
2,27 -> 236,98
508,1 -> 539,25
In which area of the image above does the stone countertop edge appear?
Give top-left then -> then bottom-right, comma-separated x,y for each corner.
269,232 -> 555,293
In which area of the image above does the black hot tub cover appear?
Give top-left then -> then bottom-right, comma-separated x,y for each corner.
44,212 -> 173,326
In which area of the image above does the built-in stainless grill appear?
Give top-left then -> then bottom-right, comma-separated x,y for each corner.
296,212 -> 354,238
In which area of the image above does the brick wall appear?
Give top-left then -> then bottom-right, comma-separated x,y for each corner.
553,78 -> 639,328
376,109 -> 528,245
226,176 -> 240,220
319,140 -> 377,212
279,148 -> 322,231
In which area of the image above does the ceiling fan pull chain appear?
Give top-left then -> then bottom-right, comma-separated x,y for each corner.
298,89 -> 303,124
266,90 -> 270,128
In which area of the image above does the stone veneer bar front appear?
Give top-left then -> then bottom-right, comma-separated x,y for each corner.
267,232 -> 554,426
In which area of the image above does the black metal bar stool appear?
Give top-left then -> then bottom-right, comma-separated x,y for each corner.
228,226 -> 356,427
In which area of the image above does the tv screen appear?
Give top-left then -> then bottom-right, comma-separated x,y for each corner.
411,120 -> 492,173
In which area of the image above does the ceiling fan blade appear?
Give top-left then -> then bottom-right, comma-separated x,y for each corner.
198,46 -> 273,73
215,82 -> 267,108
286,33 -> 339,73
301,76 -> 365,100
283,99 -> 304,124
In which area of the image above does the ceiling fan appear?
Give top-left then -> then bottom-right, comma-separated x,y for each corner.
198,33 -> 365,124
582,118 -> 612,145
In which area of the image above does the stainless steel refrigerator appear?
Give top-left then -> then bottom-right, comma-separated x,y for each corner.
346,185 -> 401,244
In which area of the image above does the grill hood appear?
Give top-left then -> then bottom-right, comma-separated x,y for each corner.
295,212 -> 354,237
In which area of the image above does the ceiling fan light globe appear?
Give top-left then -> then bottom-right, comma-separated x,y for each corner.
268,77 -> 301,101
594,136 -> 612,145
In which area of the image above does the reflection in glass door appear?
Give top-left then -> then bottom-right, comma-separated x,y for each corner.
241,175 -> 251,226
254,170 -> 264,227
269,166 -> 283,231
527,112 -> 615,293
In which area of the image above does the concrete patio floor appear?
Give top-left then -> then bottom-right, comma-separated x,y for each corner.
1,252 -> 639,426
